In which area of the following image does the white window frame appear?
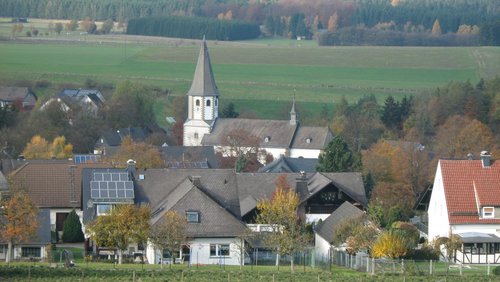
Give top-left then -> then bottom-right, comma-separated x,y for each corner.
97,204 -> 113,216
209,243 -> 230,257
483,207 -> 494,218
186,211 -> 199,223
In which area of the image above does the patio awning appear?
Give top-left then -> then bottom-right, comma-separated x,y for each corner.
458,232 -> 500,243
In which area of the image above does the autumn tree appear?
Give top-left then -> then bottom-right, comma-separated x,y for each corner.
107,136 -> 163,169
100,19 -> 114,34
434,115 -> 494,159
327,12 -> 338,32
0,188 -> 38,263
256,175 -> 310,272
86,204 -> 150,264
368,182 -> 414,227
433,233 -> 463,273
332,214 -> 379,254
371,230 -> 412,259
149,210 -> 188,268
431,19 -> 442,36
218,128 -> 271,172
22,135 -> 73,159
65,19 -> 78,31
316,136 -> 360,172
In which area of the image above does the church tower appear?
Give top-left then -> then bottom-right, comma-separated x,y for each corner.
183,38 -> 220,146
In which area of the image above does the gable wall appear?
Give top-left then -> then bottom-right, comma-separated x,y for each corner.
428,162 -> 450,240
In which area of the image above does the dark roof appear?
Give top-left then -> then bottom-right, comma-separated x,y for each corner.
0,86 -> 31,101
1,209 -> 52,245
10,160 -> 109,208
259,156 -> 318,173
152,177 -> 248,237
315,202 -> 364,243
82,168 -> 131,223
314,172 -> 368,207
186,39 -> 219,97
290,126 -> 333,150
0,159 -> 27,175
202,118 -> 297,148
161,146 -> 219,169
458,232 -> 500,243
98,127 -> 151,147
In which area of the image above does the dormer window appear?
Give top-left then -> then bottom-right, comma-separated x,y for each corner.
483,207 -> 494,218
306,137 -> 312,143
264,136 -> 271,143
186,211 -> 199,223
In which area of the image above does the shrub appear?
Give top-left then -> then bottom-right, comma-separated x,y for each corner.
493,265 -> 500,275
61,209 -> 84,243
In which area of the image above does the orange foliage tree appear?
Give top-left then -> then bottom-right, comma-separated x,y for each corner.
0,189 -> 38,263
108,136 -> 164,169
256,174 -> 310,272
22,135 -> 73,159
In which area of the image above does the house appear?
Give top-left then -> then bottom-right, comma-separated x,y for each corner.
161,146 -> 219,169
9,160 -> 108,249
40,89 -> 105,115
0,86 -> 37,109
183,39 -> 333,159
258,155 -> 318,173
314,202 -> 365,259
94,127 -> 152,156
0,209 -> 51,261
131,168 -> 365,265
428,151 -> 500,264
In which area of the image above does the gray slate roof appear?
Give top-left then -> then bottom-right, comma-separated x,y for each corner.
0,86 -> 31,101
186,39 -> 219,97
308,172 -> 368,207
98,127 -> 151,147
161,146 -> 219,168
258,156 -> 318,173
1,209 -> 51,245
315,202 -> 364,243
291,126 -> 333,150
202,118 -> 297,148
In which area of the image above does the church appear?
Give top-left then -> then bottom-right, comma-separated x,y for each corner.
183,39 -> 333,159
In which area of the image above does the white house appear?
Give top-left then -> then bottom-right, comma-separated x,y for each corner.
428,152 -> 500,263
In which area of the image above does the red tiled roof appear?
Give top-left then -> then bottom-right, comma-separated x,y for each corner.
440,159 -> 500,225
10,160 -> 108,208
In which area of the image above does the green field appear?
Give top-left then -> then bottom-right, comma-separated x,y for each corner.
0,30 -> 499,122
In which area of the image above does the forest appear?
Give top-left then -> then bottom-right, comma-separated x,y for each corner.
1,0 -> 499,45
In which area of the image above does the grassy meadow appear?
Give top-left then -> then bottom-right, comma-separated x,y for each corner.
0,18 -> 499,123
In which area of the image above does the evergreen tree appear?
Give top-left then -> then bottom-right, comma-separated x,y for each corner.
381,96 -> 401,130
316,136 -> 360,172
62,209 -> 85,243
220,102 -> 239,118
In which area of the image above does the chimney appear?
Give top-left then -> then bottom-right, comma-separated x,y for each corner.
295,171 -> 308,199
126,159 -> 136,173
480,151 -> 491,168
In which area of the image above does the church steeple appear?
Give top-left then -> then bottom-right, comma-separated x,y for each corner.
186,37 -> 219,97
290,95 -> 297,125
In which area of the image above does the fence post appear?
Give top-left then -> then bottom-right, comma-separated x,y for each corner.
459,263 -> 462,276
371,258 -> 375,275
401,259 -> 404,274
429,260 -> 433,275
488,262 -> 490,276
366,257 -> 370,273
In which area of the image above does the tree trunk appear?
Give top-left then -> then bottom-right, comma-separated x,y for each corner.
6,240 -> 13,264
290,256 -> 294,273
118,249 -> 123,265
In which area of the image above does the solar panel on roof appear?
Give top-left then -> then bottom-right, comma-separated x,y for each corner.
90,171 -> 135,201
74,154 -> 101,164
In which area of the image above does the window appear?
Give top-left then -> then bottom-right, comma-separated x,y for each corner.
306,137 -> 312,143
206,99 -> 211,106
195,99 -> 200,106
483,207 -> 494,218
186,211 -> 199,223
22,247 -> 41,258
0,245 -> 4,254
210,244 -> 230,257
97,204 -> 112,215
194,133 -> 199,140
264,136 -> 270,142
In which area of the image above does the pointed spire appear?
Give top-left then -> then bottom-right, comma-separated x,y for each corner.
186,37 -> 219,97
290,91 -> 297,125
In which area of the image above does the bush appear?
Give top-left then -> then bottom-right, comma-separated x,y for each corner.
61,210 -> 84,243
494,265 -> 500,275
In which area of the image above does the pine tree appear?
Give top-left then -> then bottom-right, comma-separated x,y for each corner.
62,209 -> 85,243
